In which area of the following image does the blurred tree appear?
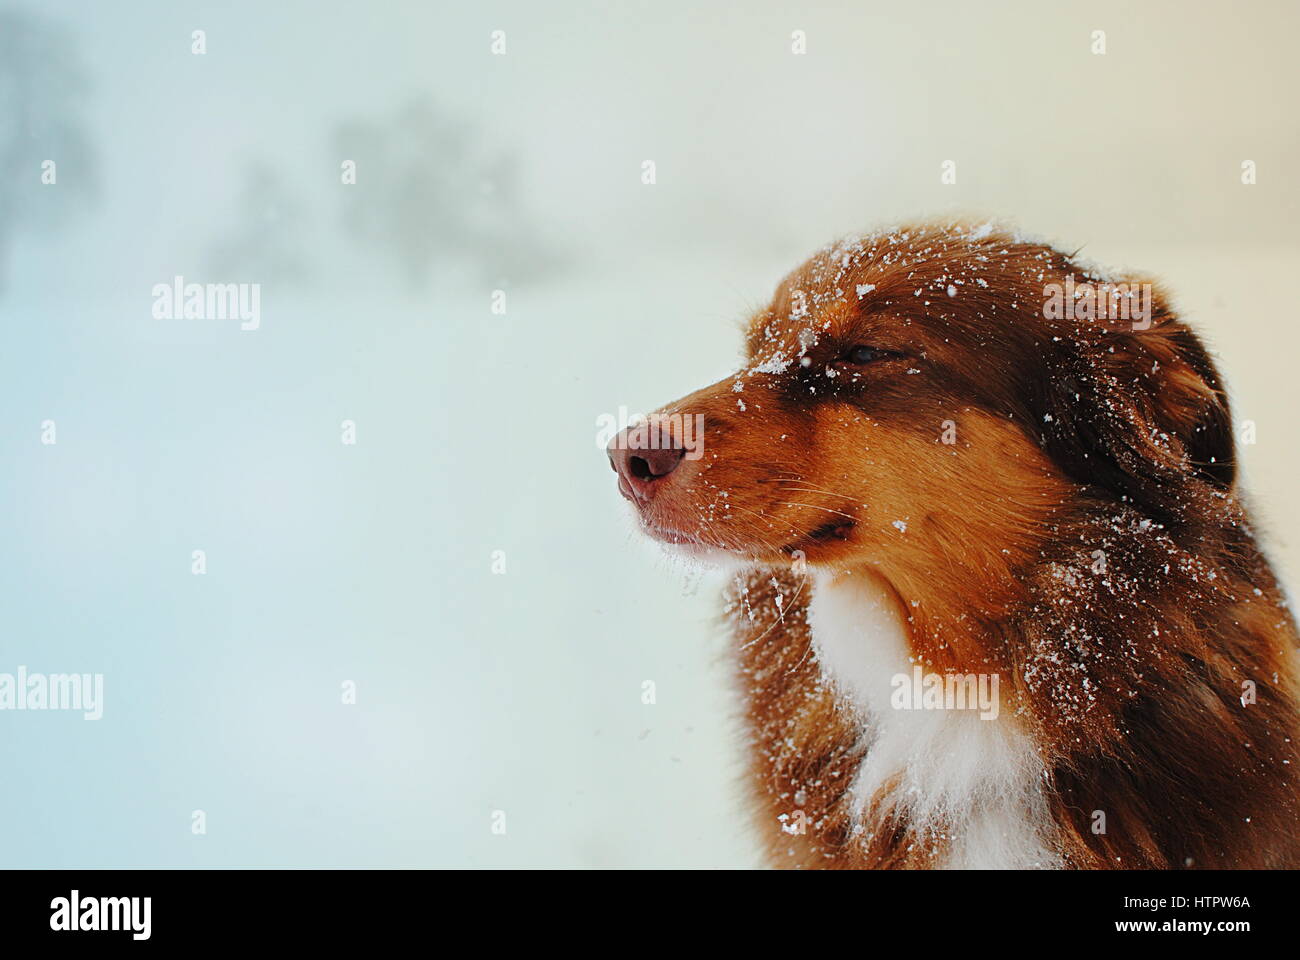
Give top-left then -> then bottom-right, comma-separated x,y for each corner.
0,11 -> 97,292
332,99 -> 562,289
205,161 -> 313,284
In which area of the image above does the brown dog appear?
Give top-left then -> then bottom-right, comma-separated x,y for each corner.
607,221 -> 1300,868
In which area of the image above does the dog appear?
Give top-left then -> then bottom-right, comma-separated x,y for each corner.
606,221 -> 1300,868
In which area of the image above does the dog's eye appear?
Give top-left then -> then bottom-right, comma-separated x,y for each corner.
842,345 -> 896,364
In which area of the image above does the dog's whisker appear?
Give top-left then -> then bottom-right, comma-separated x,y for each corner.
776,501 -> 857,521
776,485 -> 865,504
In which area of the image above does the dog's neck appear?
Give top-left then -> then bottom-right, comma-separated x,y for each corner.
806,565 -> 1061,868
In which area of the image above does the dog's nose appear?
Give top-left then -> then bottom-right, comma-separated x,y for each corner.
607,426 -> 686,502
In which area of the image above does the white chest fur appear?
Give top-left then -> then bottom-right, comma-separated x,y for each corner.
806,569 -> 1061,869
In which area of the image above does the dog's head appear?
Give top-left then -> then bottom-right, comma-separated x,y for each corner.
607,222 -> 1233,581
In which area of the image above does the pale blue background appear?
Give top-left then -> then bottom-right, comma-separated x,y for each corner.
1,0 -> 1297,866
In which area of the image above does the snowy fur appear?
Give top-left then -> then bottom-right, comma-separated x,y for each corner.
808,568 -> 1061,869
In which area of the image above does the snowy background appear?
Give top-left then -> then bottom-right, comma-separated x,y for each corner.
1,0 -> 1298,866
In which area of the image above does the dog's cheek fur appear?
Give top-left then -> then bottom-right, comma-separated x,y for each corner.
802,407 -> 1076,639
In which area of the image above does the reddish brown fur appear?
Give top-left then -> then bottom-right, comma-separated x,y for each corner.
616,221 -> 1300,868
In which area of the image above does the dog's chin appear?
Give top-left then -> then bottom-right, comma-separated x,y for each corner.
637,520 -> 745,568
639,517 -> 856,571
657,538 -> 747,569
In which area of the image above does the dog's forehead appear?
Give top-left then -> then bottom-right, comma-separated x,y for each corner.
743,222 -> 1104,362
745,229 -> 955,357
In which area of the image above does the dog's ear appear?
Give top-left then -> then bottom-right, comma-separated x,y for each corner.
1030,302 -> 1234,523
